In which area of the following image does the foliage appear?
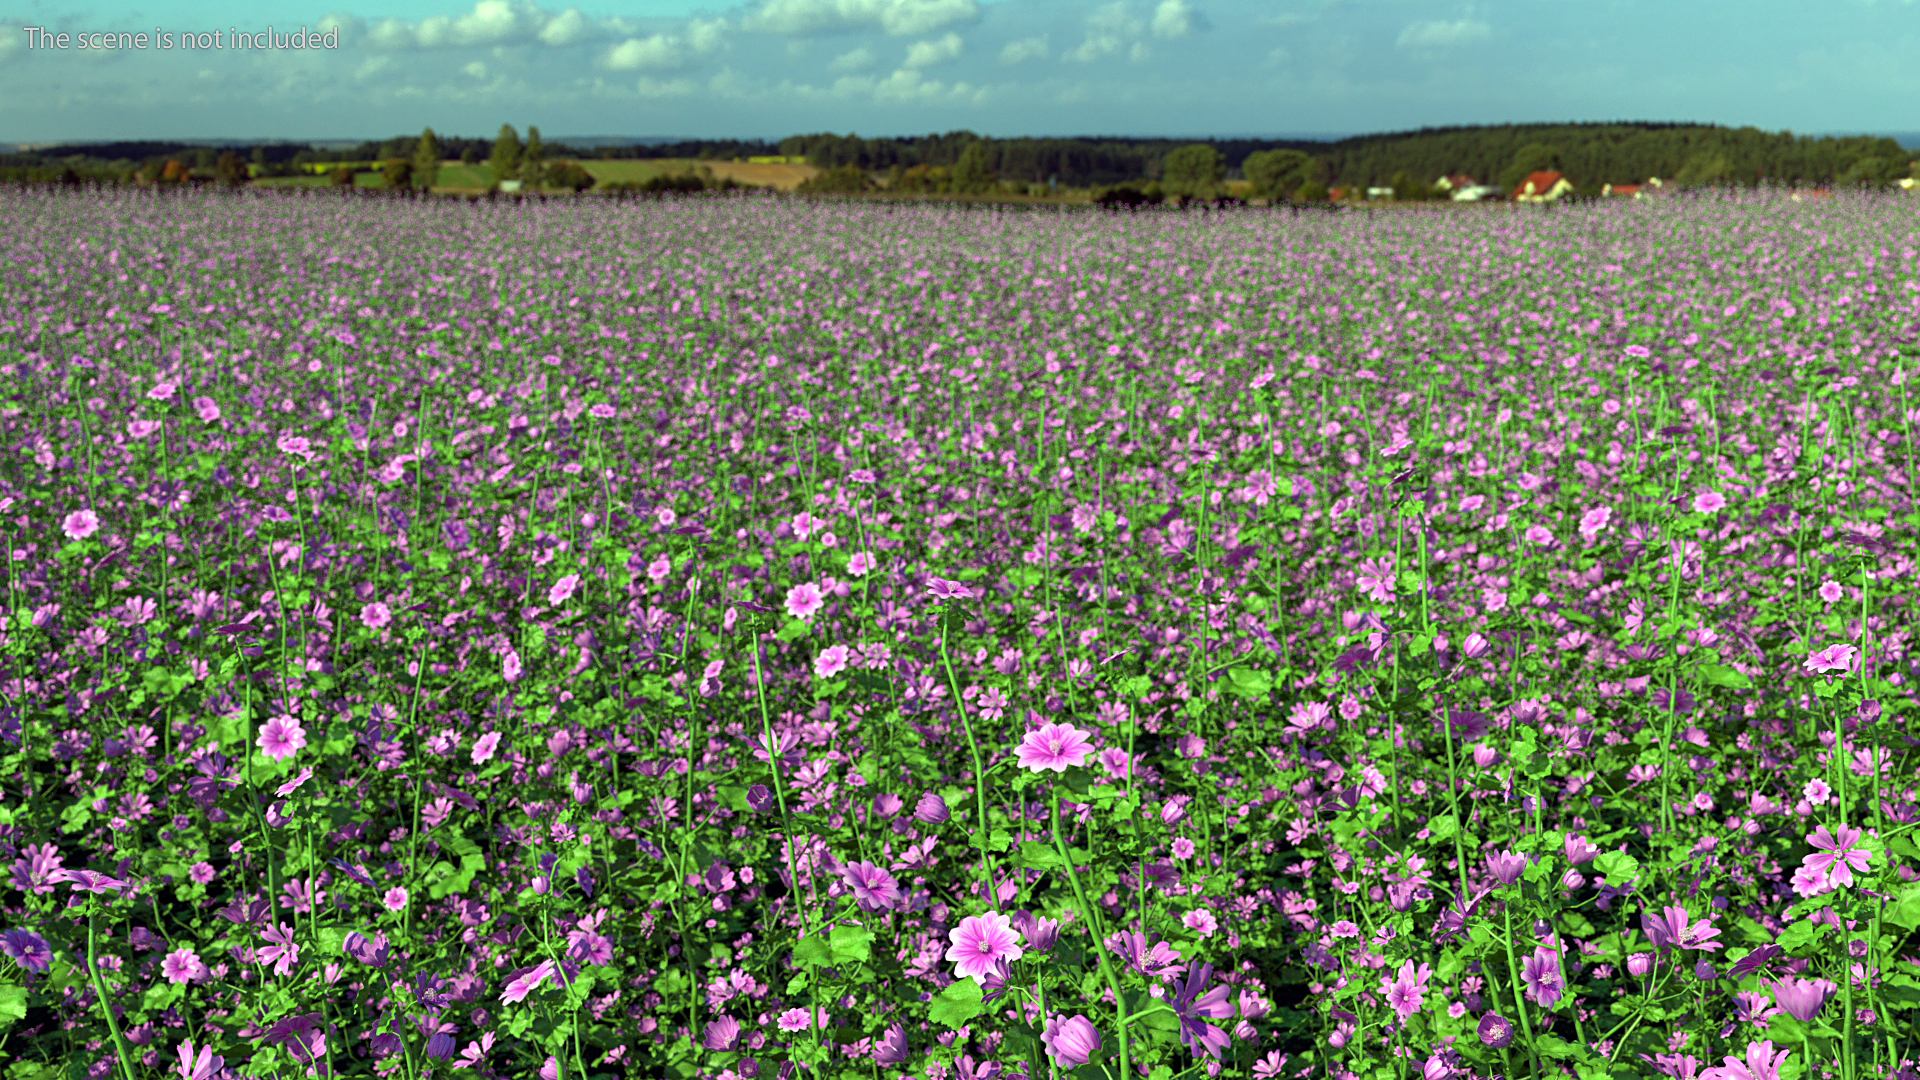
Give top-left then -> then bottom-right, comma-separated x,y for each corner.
1160,144 -> 1226,200
215,152 -> 250,188
950,142 -> 994,195
413,128 -> 441,191
1241,149 -> 1313,202
544,161 -> 595,193
379,159 -> 414,190
490,124 -> 523,187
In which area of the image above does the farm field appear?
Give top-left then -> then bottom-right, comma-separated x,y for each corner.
1,187 -> 1919,1080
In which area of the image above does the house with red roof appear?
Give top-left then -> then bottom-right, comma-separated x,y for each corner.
1601,183 -> 1641,199
1512,171 -> 1573,202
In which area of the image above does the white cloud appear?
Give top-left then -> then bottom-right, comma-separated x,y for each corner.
1068,3 -> 1143,61
361,0 -> 625,50
354,55 -> 394,80
829,46 -> 876,71
1150,0 -> 1193,39
999,35 -> 1047,64
601,20 -> 724,71
1396,17 -> 1490,48
746,0 -> 979,37
687,17 -> 731,52
538,8 -> 593,45
463,59 -> 489,77
603,34 -> 683,70
0,27 -> 22,64
903,32 -> 963,68
1265,45 -> 1289,65
872,67 -> 977,101
635,75 -> 698,96
316,13 -> 366,45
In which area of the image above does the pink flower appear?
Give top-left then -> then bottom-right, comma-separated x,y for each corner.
840,861 -> 904,913
471,731 -> 502,765
62,509 -> 101,541
1041,1015 -> 1102,1068
785,582 -> 825,620
178,1041 -> 224,1080
129,419 -> 161,439
502,648 -> 522,684
1643,904 -> 1724,952
1525,524 -> 1556,548
382,887 -> 408,912
359,602 -> 392,631
814,644 -> 850,680
1521,946 -> 1564,1008
1802,823 -> 1873,891
847,551 -> 877,577
192,397 -> 222,424
1817,579 -> 1843,604
147,380 -> 177,402
258,922 -> 301,977
1015,722 -> 1095,773
257,716 -> 307,761
1693,491 -> 1728,514
548,574 -> 581,606
503,960 -> 556,1004
777,1006 -> 827,1032
1183,908 -> 1219,937
1804,643 -> 1857,675
1700,1040 -> 1791,1080
1578,506 -> 1612,539
277,434 -> 313,462
161,947 -> 207,985
1380,959 -> 1433,1022
945,910 -> 1025,980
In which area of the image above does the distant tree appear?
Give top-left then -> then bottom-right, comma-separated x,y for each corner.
460,144 -> 481,166
413,128 -> 440,191
1498,143 -> 1562,193
159,159 -> 191,184
1094,184 -> 1154,208
522,126 -> 546,187
795,164 -> 874,195
1836,155 -> 1900,189
381,159 -> 414,189
546,161 -> 596,192
490,124 -> 523,187
1390,169 -> 1435,201
1674,151 -> 1734,189
950,142 -> 994,194
1241,148 -> 1310,202
1161,144 -> 1225,200
330,166 -> 356,187
215,151 -> 250,187
1294,179 -> 1329,204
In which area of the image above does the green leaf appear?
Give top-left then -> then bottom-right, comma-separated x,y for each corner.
793,935 -> 834,969
1223,667 -> 1273,700
1888,883 -> 1920,931
1776,921 -> 1819,953
1592,850 -> 1640,883
829,925 -> 874,965
1697,664 -> 1753,690
929,976 -> 984,1029
0,983 -> 26,1027
1116,675 -> 1152,700
1426,814 -> 1459,842
1536,1036 -> 1581,1061
1014,842 -> 1066,870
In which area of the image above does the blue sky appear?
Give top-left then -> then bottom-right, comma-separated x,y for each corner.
3,0 -> 1918,144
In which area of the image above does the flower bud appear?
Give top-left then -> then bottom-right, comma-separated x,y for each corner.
1628,952 -> 1653,977
1471,744 -> 1499,768
914,791 -> 949,825
746,784 -> 774,813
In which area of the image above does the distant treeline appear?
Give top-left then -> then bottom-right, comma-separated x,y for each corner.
6,122 -> 1915,192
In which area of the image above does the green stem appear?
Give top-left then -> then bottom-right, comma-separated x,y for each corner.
1502,902 -> 1544,1078
1050,788 -> 1129,1080
86,907 -> 141,1080
935,622 -> 997,905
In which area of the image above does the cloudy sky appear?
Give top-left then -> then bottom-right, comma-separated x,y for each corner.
2,0 -> 1917,144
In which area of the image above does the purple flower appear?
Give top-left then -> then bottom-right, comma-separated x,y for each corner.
840,861 -> 904,913
1727,944 -> 1782,980
873,1021 -> 910,1066
1486,850 -> 1529,886
1170,961 -> 1235,1059
343,931 -> 389,968
1041,1014 -> 1102,1068
705,1015 -> 742,1052
1478,1012 -> 1514,1049
1008,910 -> 1061,952
746,784 -> 774,813
1770,976 -> 1836,1022
1106,931 -> 1185,979
0,929 -> 53,974
914,791 -> 949,825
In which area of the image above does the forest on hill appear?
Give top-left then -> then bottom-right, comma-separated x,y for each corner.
4,121 -> 1911,193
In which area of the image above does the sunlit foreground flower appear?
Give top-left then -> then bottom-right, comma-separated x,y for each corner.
1015,722 -> 1095,772
945,910 -> 1024,979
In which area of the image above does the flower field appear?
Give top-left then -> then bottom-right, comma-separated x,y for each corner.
3,185 -> 1920,1080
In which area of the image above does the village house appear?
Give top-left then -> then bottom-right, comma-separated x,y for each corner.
1511,170 -> 1574,202
1601,183 -> 1641,199
1435,173 -> 1502,201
